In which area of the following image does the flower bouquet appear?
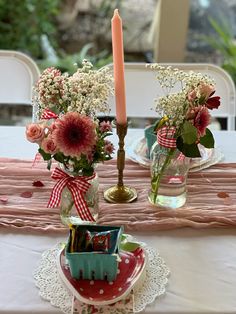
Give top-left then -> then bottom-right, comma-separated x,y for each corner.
26,60 -> 114,224
147,64 -> 221,208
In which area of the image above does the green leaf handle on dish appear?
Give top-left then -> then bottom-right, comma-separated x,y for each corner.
120,234 -> 140,252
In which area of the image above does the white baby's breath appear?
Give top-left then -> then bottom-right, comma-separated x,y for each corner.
148,63 -> 215,127
33,59 -> 114,119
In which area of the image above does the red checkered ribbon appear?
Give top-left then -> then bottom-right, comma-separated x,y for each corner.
47,167 -> 96,222
157,127 -> 177,148
41,109 -> 58,120
157,127 -> 185,160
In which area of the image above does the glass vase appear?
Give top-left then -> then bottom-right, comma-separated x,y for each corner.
60,171 -> 99,226
148,142 -> 190,209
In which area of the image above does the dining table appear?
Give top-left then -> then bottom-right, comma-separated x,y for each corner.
0,125 -> 236,314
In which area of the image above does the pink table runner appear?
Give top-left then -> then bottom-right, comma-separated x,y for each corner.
0,158 -> 235,233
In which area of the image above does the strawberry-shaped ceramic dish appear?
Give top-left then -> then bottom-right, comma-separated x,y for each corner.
57,237 -> 147,306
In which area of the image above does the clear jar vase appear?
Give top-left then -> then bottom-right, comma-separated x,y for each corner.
148,142 -> 190,209
60,171 -> 99,226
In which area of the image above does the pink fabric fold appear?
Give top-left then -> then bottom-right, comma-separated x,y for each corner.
0,158 -> 66,233
0,158 -> 236,233
97,160 -> 236,231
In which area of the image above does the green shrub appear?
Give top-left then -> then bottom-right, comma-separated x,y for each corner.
38,43 -> 113,74
204,18 -> 236,84
0,0 -> 59,58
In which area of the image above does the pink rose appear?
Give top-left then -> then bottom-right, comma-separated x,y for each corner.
49,122 -> 57,134
198,83 -> 215,99
41,136 -> 58,155
187,89 -> 197,102
26,123 -> 45,144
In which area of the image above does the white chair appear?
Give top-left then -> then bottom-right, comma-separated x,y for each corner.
0,50 -> 40,105
108,63 -> 236,130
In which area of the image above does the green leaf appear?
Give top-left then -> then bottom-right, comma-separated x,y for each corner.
47,159 -> 52,171
156,117 -> 167,131
176,136 -> 201,158
78,43 -> 94,63
181,121 -> 198,145
38,148 -> 51,161
53,152 -> 65,163
102,132 -> 113,139
200,128 -> 215,148
120,235 -> 140,252
198,95 -> 206,105
120,241 -> 140,252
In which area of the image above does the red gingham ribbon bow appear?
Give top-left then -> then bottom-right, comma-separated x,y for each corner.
41,109 -> 58,120
157,126 -> 177,148
47,167 -> 96,222
157,126 -> 185,160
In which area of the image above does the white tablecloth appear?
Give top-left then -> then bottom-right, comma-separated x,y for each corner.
1,126 -> 236,162
0,126 -> 236,314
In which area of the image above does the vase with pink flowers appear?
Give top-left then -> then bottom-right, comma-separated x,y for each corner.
26,60 -> 114,225
147,64 -> 221,208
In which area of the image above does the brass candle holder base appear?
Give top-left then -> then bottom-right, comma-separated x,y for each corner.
104,122 -> 138,204
104,185 -> 137,203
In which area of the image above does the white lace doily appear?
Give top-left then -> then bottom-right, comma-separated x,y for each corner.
34,240 -> 170,313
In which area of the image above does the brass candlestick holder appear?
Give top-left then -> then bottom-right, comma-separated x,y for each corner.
104,123 -> 138,203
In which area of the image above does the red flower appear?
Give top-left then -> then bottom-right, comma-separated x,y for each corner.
53,112 -> 97,157
206,96 -> 221,110
32,180 -> 45,187
194,106 -> 211,137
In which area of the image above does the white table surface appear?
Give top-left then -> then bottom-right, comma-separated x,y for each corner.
0,126 -> 236,314
0,126 -> 236,162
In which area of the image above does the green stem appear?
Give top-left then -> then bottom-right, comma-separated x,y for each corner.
60,188 -> 74,217
61,199 -> 74,217
151,148 -> 175,203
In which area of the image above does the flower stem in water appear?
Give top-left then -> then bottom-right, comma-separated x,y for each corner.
151,148 -> 175,203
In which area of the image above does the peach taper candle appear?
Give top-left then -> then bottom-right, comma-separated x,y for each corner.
111,9 -> 127,125
103,9 -> 137,203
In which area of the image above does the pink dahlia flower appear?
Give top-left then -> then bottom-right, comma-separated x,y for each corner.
194,106 -> 211,137
99,120 -> 112,133
53,112 -> 97,157
104,140 -> 115,155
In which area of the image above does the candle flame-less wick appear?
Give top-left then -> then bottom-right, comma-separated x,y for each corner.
113,8 -> 121,20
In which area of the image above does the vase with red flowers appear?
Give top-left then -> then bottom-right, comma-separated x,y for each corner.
147,64 -> 221,208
